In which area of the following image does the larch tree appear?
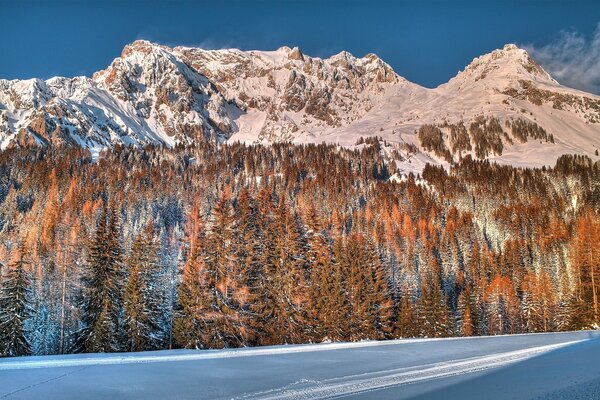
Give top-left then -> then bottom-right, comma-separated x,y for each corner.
456,288 -> 474,336
570,210 -> 600,328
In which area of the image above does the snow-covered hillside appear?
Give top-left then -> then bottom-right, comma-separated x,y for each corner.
1,41 -> 600,172
1,331 -> 598,399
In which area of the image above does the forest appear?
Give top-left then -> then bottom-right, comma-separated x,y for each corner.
0,139 -> 599,357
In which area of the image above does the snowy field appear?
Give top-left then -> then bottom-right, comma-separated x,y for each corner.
0,331 -> 598,399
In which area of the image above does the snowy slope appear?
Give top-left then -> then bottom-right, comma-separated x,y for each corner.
0,331 -> 598,399
1,41 -> 600,171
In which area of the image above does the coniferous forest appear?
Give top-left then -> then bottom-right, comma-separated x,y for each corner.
0,140 -> 599,357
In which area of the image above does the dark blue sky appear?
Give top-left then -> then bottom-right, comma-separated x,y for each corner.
1,0 -> 599,88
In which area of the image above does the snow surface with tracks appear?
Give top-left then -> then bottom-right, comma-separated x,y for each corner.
1,330 -> 599,400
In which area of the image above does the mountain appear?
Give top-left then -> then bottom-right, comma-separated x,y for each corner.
1,41 -> 599,172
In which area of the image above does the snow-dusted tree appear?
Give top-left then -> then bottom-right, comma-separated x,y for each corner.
0,243 -> 33,357
233,188 -> 263,345
173,205 -> 206,349
485,275 -> 520,335
268,196 -> 311,344
570,209 -> 600,328
201,190 -> 246,348
26,303 -> 59,356
73,202 -> 125,353
456,289 -> 474,336
124,222 -> 164,351
416,242 -> 451,338
309,222 -> 348,341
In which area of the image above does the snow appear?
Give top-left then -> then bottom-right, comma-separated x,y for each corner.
1,41 -> 600,173
0,331 -> 598,399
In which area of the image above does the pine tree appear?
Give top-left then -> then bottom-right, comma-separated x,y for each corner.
173,206 -> 206,349
233,188 -> 263,345
123,222 -> 164,351
0,243 -> 34,357
309,225 -> 348,342
203,190 -> 245,348
456,289 -> 474,336
485,275 -> 520,335
269,196 -> 310,344
74,202 -> 125,353
344,233 -> 382,340
417,242 -> 451,338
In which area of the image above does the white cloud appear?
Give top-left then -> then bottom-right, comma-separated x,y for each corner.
524,24 -> 600,95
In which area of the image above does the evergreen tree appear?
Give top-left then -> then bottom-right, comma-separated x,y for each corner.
202,190 -> 245,348
344,234 -> 382,340
0,243 -> 34,357
74,202 -> 125,353
123,222 -> 164,351
233,188 -> 263,345
269,196 -> 310,344
173,206 -> 206,349
247,189 -> 280,346
309,226 -> 348,341
26,303 -> 60,356
417,242 -> 451,338
456,289 -> 474,336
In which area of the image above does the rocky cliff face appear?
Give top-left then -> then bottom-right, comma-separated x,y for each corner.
0,40 -> 405,149
175,43 -> 405,141
1,41 -> 600,172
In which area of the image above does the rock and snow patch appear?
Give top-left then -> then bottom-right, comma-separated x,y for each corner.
1,41 -> 600,173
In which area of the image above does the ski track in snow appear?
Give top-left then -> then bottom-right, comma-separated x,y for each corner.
229,340 -> 585,400
0,332 -> 578,371
0,338 -> 458,370
0,334 -> 591,400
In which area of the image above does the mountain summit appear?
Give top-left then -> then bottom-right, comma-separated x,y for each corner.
1,41 -> 599,172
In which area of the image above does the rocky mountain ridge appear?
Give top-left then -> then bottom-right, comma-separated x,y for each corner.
1,41 -> 599,172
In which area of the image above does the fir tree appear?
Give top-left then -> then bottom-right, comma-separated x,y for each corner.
309,226 -> 348,341
233,188 -> 263,345
73,202 -> 125,353
0,243 -> 34,357
173,206 -> 206,349
269,197 -> 310,344
123,222 -> 164,351
202,190 -> 245,348
456,289 -> 474,336
344,234 -> 380,340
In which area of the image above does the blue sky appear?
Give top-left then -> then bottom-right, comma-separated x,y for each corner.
1,0 -> 599,89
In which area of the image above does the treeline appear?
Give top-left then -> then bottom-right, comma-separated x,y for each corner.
0,142 -> 599,357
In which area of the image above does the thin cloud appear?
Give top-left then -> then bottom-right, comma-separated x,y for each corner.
524,24 -> 600,95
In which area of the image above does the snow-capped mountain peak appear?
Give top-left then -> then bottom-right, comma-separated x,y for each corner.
441,44 -> 557,94
0,41 -> 599,172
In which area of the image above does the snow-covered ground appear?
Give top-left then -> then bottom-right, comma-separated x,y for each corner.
0,331 -> 598,399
